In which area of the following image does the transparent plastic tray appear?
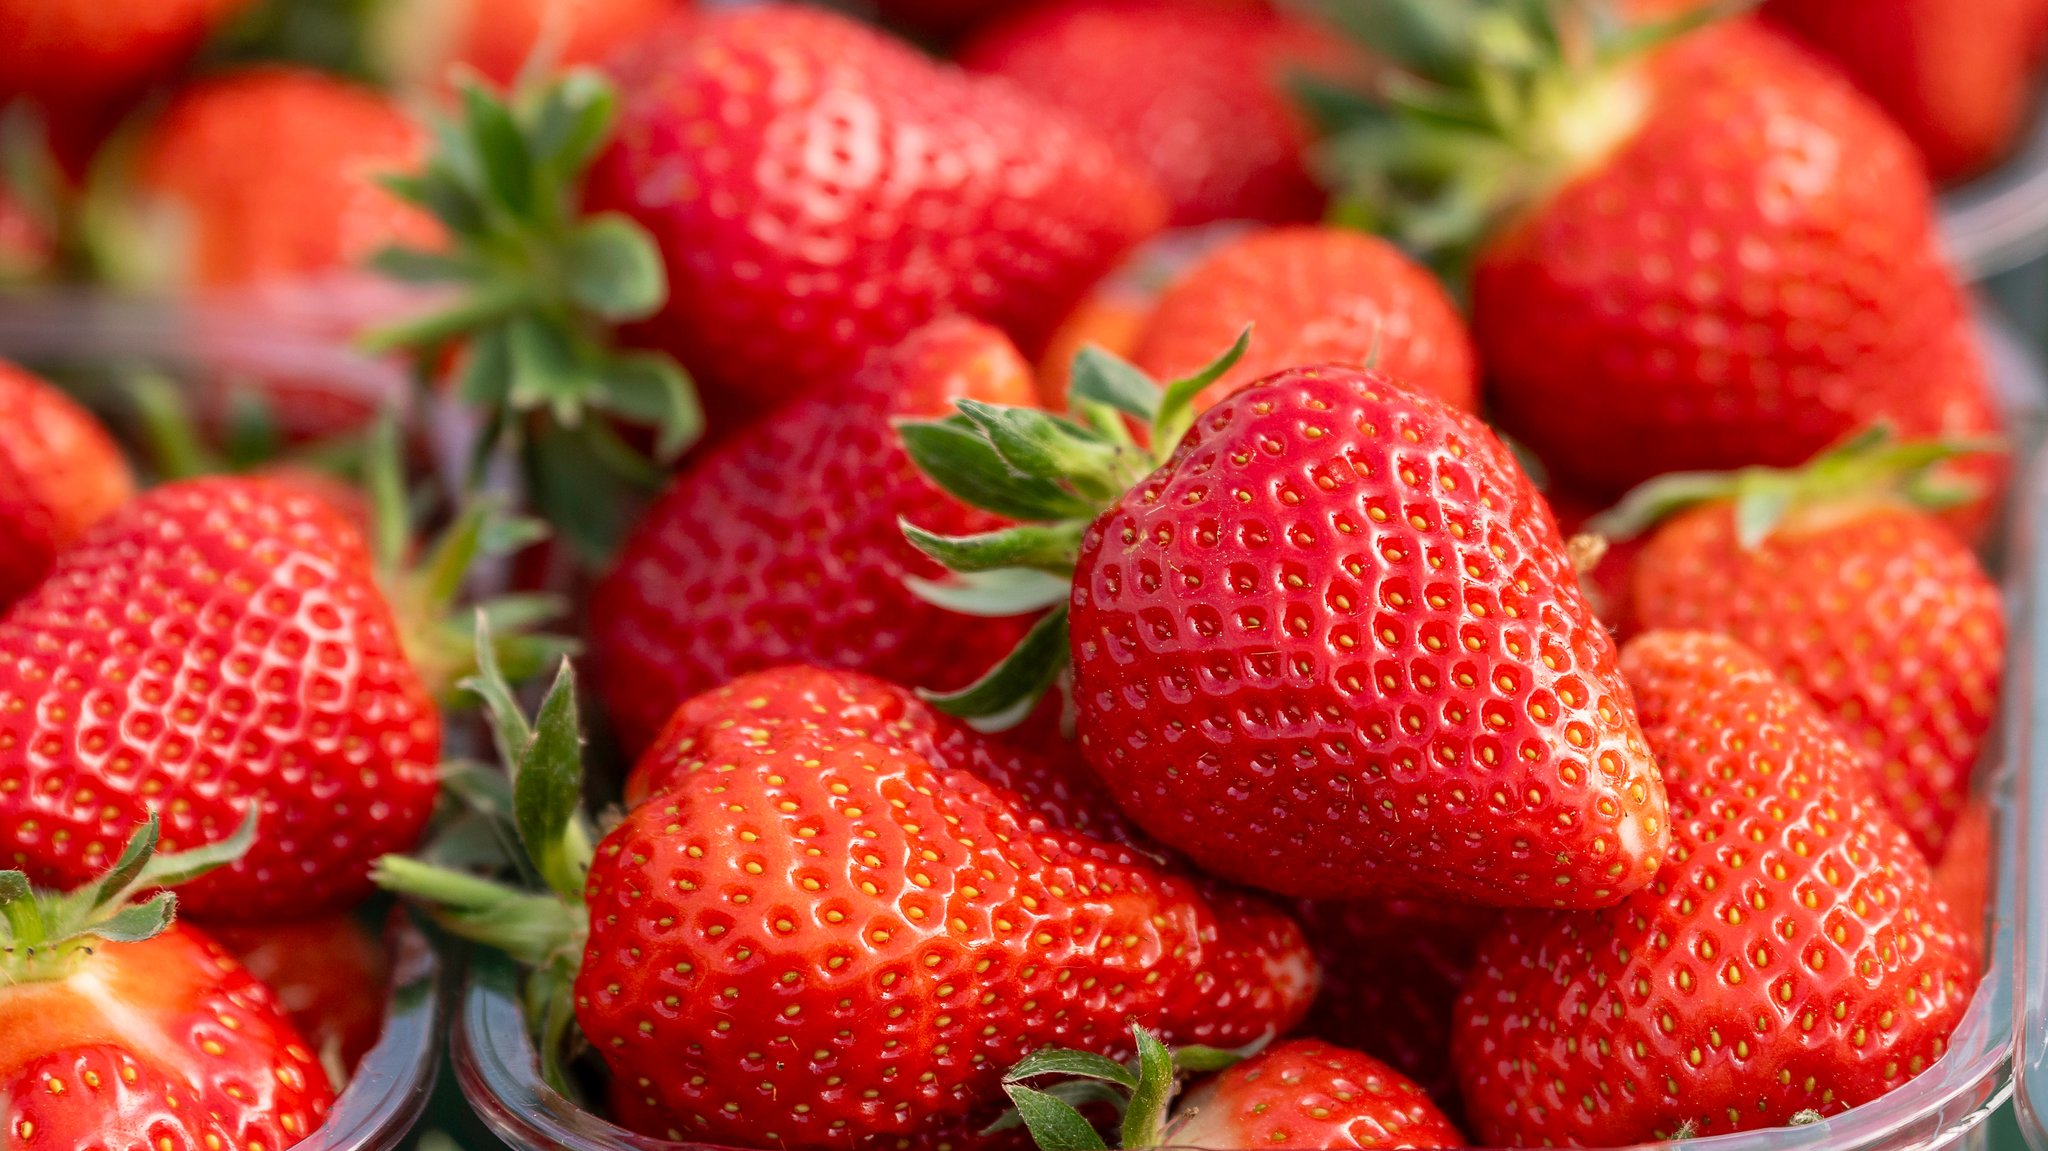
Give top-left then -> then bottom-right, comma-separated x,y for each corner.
447,310 -> 2040,1151
1942,108 -> 2048,280
302,917 -> 446,1151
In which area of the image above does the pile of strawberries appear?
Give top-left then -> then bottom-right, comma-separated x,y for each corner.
0,0 -> 2037,1148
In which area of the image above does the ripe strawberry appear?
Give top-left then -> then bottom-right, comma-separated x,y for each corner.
1546,487 -> 1648,638
1610,431 -> 2005,859
377,649 -> 1315,1149
588,317 -> 1046,754
1131,226 -> 1478,414
0,0 -> 252,115
1039,291 -> 1154,413
418,0 -> 688,89
0,477 -> 442,921
1292,898 -> 1494,1103
589,3 -> 1165,423
0,361 -> 134,606
999,1027 -> 1465,1150
898,354 -> 1669,906
1933,797 -> 1993,954
130,67 -> 437,290
960,0 -> 1349,226
211,915 -> 391,1080
1325,10 -> 2000,502
1455,631 -> 1978,1145
1764,0 -> 2041,183
0,817 -> 336,1150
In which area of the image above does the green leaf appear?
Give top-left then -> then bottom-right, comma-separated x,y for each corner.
371,856 -> 584,967
1004,1049 -> 1139,1089
359,282 -> 535,355
906,568 -> 1072,618
921,605 -> 1070,728
513,662 -> 593,902
1590,471 -> 1740,540
983,1081 -> 1129,1134
901,521 -> 1084,575
1004,1085 -> 1108,1151
1067,347 -> 1162,423
591,353 -> 701,462
137,806 -> 261,890
370,246 -> 484,285
524,420 -> 662,565
1120,1027 -> 1177,1151
532,70 -> 618,181
462,81 -> 536,219
463,615 -> 535,764
954,401 -> 1121,492
505,314 -> 590,419
78,894 -> 175,944
563,215 -> 668,322
1732,482 -> 1795,551
457,325 -> 515,409
1152,326 -> 1252,459
1172,1045 -> 1252,1074
897,420 -> 1099,522
89,814 -> 161,913
0,871 -> 42,944
364,416 -> 412,576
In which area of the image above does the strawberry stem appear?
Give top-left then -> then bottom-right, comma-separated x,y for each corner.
995,1024 -> 1262,1150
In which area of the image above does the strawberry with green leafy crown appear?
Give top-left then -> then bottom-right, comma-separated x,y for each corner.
1321,4 -> 2001,501
1454,632 -> 1978,1145
0,477 -> 442,921
1599,429 -> 2005,860
377,643 -> 1316,1150
588,317 -> 1050,753
895,343 -> 1669,905
993,1025 -> 1465,1150
0,815 -> 336,1150
0,360 -> 133,607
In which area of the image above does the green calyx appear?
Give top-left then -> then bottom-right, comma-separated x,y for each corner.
373,616 -> 596,1099
1307,0 -> 1744,277
895,330 -> 1251,730
0,809 -> 258,983
1592,424 -> 2004,548
988,1024 -> 1261,1150
365,71 -> 699,564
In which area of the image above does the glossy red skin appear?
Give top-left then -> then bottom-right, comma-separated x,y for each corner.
627,665 -> 1151,853
1455,633 -> 1978,1145
1765,0 -> 2040,183
0,925 -> 335,1150
1173,1039 -> 1467,1149
1632,503 -> 2004,860
0,0 -> 252,112
1546,486 -> 1648,640
1070,365 -> 1668,905
578,699 -> 1317,1148
211,915 -> 390,1078
590,317 -> 1043,754
0,362 -> 134,607
0,478 -> 442,921
960,0 -> 1344,227
588,4 -> 1165,426
134,67 -> 437,290
1133,226 -> 1479,414
1479,20 -> 1997,500
1292,898 -> 1494,1104
435,0 -> 688,88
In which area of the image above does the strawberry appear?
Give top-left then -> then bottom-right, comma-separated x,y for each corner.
896,351 -> 1669,906
998,1027 -> 1465,1150
1292,898 -> 1493,1103
129,67 -> 437,290
1546,487 -> 1648,639
1606,430 -> 2005,859
1131,226 -> 1478,415
210,914 -> 391,1082
416,0 -> 688,90
0,182 -> 54,284
0,0 -> 252,116
0,477 -> 442,921
588,316 -> 1046,754
1764,0 -> 2041,183
1456,631 -> 1978,1144
0,360 -> 134,606
1322,8 -> 2000,503
376,645 -> 1316,1149
0,816 -> 336,1150
1933,797 -> 1993,954
959,0 -> 1350,226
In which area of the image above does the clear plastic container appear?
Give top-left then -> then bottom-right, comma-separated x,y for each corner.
1941,110 -> 2048,280
447,310 -> 2042,1151
300,916 -> 447,1151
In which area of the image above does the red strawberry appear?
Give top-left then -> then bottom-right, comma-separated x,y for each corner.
589,3 -> 1165,424
1325,11 -> 2000,503
211,915 -> 391,1080
1612,431 -> 2005,858
1933,797 -> 1993,954
1546,487 -> 1648,639
960,0 -> 1351,226
1171,1040 -> 1467,1149
589,316 -> 1045,754
0,818 -> 336,1150
1764,0 -> 2041,183
414,0 -> 689,89
376,651 -> 1315,1150
1131,226 -> 1478,414
0,361 -> 134,606
1292,898 -> 1494,1103
897,356 -> 1669,906
0,0 -> 252,115
1455,631 -> 1978,1145
131,67 -> 437,290
0,477 -> 442,921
